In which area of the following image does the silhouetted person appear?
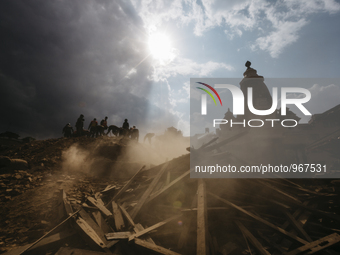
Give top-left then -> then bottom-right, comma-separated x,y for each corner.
130,126 -> 139,141
62,123 -> 74,138
88,118 -> 98,138
76,114 -> 85,136
122,119 -> 129,130
144,133 -> 155,144
100,116 -> 108,130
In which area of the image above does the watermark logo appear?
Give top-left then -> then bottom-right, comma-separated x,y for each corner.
196,82 -> 222,115
198,84 -> 311,117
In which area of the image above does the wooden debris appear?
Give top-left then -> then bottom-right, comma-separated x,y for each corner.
74,216 -> 108,250
197,179 -> 208,255
235,220 -> 270,255
118,203 -> 135,227
92,211 -> 113,234
286,233 -> 340,255
112,201 -> 124,231
87,197 -> 113,217
208,191 -> 308,245
146,170 -> 190,204
78,209 -> 118,249
284,210 -> 313,242
105,231 -> 133,240
178,195 -> 197,249
17,209 -> 80,255
55,247 -> 110,255
130,162 -> 169,219
134,238 -> 182,255
128,214 -> 181,241
105,165 -> 146,207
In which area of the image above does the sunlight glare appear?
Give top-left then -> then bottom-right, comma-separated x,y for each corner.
148,33 -> 175,64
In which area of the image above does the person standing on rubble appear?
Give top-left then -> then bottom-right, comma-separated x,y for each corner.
122,119 -> 130,136
88,118 -> 98,138
122,119 -> 129,130
75,114 -> 85,136
100,116 -> 108,130
62,123 -> 74,138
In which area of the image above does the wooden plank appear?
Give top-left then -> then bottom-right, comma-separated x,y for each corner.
178,195 -> 197,249
112,202 -> 125,231
87,197 -> 112,217
235,221 -> 270,255
118,204 -> 135,227
284,210 -> 313,242
105,165 -> 146,207
134,223 -> 156,244
287,233 -> 340,255
11,209 -> 81,255
92,211 -> 112,234
128,214 -> 181,241
130,162 -> 169,219
146,170 -> 190,204
281,201 -> 309,230
78,209 -> 118,249
62,190 -> 74,215
117,204 -> 155,244
105,231 -> 133,240
197,179 -> 208,255
208,191 -> 308,245
134,238 -> 182,255
2,230 -> 77,255
166,171 -> 171,185
74,216 -> 108,250
55,247 -> 109,255
257,180 -> 302,204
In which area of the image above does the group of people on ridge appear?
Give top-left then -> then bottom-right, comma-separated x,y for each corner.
62,114 -> 139,141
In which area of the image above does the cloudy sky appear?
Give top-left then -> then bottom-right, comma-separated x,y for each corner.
1,0 -> 340,139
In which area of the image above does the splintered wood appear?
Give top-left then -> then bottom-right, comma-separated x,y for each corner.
5,152 -> 340,255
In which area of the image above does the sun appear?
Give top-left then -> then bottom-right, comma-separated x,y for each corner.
148,33 -> 175,64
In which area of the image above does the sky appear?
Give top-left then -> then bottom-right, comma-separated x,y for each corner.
1,0 -> 340,139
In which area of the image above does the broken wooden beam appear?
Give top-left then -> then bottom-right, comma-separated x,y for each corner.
78,209 -> 118,249
92,211 -> 112,234
16,209 -> 81,255
87,197 -> 112,217
286,233 -> 340,255
208,191 -> 308,245
235,220 -> 271,255
130,162 -> 169,219
128,214 -> 181,241
284,210 -> 313,242
134,238 -> 182,255
112,201 -> 124,231
197,179 -> 208,255
146,170 -> 190,204
105,165 -> 146,207
178,195 -> 197,249
55,247 -> 110,255
105,231 -> 133,240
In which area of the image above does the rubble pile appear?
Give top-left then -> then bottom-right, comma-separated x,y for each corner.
1,133 -> 340,255
1,149 -> 340,255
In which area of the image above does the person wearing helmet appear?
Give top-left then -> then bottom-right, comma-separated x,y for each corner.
75,114 -> 85,136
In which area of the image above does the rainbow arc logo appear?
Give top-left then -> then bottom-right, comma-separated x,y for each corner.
196,82 -> 223,106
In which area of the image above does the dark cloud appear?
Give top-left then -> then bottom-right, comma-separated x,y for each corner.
0,0 -> 173,139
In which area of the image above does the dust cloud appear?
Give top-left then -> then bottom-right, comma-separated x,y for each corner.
61,136 -> 189,180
